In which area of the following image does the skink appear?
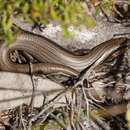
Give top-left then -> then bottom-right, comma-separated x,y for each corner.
0,30 -> 129,76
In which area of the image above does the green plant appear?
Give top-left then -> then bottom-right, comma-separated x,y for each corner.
0,0 -> 113,44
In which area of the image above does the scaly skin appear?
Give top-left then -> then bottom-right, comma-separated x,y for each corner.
0,29 -> 129,76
